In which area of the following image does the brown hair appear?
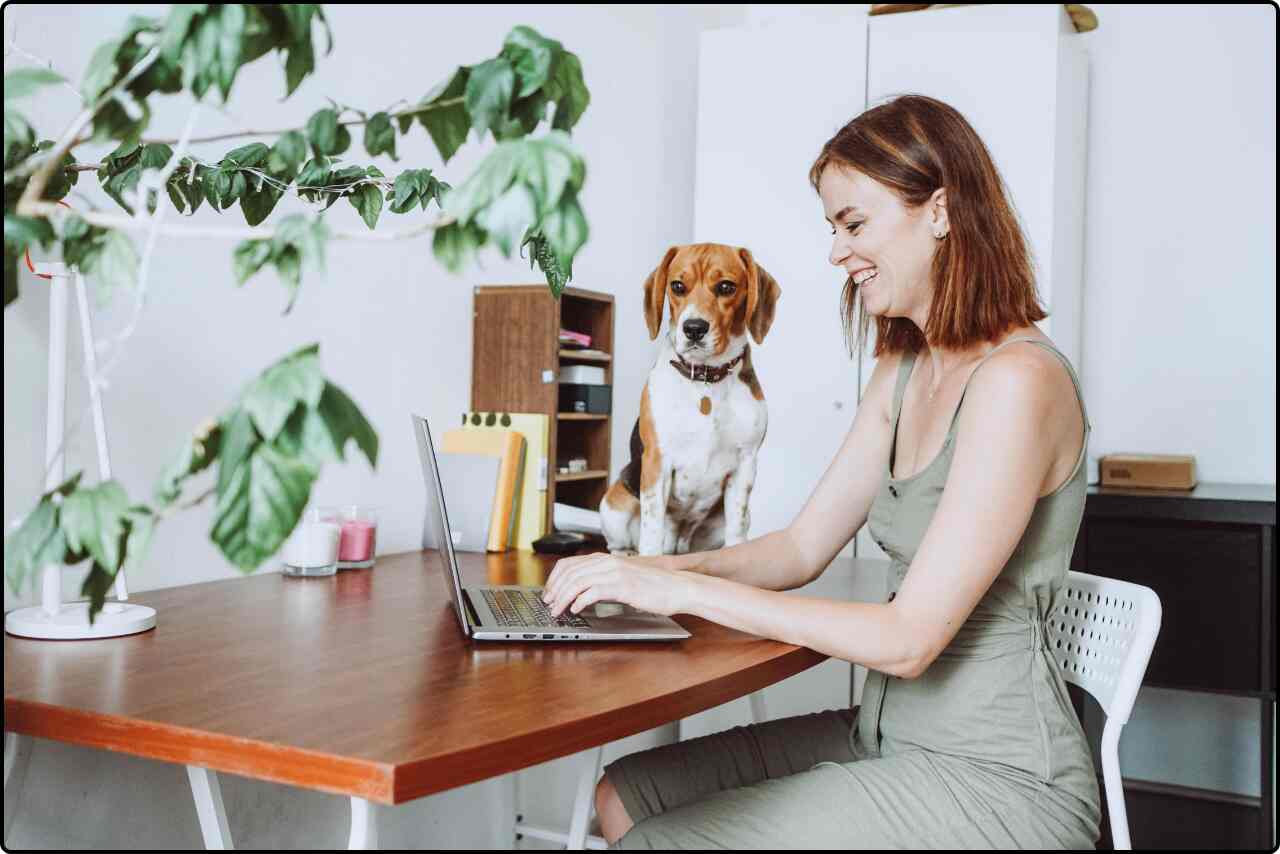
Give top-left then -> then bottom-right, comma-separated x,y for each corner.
808,94 -> 1046,358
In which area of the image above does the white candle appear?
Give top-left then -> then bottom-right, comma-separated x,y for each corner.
283,520 -> 341,568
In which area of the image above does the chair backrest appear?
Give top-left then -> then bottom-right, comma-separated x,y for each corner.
1046,571 -> 1162,724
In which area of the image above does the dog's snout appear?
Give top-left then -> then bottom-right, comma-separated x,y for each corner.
682,318 -> 710,342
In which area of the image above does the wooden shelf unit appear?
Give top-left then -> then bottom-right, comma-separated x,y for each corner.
471,285 -> 614,534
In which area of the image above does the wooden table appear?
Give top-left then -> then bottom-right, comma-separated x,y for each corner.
4,549 -> 889,849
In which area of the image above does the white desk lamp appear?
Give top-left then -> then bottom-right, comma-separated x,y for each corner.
5,261 -> 156,639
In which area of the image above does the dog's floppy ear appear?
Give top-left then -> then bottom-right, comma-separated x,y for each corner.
740,248 -> 781,345
643,246 -> 679,340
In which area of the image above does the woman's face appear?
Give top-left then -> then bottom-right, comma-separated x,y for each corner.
818,165 -> 946,325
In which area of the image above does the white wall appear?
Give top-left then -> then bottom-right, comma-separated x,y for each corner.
1078,4 -> 1276,486
2,4 -> 747,849
4,3 -> 1276,848
1074,3 -> 1276,800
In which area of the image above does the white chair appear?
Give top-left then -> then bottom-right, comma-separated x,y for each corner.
1046,571 -> 1162,851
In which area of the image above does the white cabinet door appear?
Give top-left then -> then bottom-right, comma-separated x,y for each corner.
855,4 -> 1088,561
685,14 -> 871,738
693,13 -> 870,554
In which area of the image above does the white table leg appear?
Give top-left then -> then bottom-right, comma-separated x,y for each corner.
4,732 -> 33,847
566,746 -> 604,850
349,797 -> 378,850
749,690 -> 768,724
186,765 -> 234,849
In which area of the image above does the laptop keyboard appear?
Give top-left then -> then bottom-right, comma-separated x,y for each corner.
482,589 -> 591,629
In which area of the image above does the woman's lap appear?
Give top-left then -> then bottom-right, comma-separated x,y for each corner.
604,708 -> 1097,850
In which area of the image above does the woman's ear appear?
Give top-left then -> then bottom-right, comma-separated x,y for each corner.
740,247 -> 781,345
644,246 -> 679,340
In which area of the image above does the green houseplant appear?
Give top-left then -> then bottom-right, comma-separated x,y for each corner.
3,5 -> 591,621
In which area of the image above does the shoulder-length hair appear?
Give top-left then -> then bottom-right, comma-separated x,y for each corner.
809,94 -> 1047,358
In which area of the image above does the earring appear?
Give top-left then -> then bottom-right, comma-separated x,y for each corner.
934,230 -> 948,240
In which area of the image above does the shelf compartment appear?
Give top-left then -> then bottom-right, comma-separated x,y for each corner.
554,470 -> 608,482
558,349 -> 611,363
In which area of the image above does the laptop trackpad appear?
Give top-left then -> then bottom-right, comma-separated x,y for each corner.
593,602 -> 624,618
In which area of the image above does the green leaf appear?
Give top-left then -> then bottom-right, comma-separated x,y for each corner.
155,418 -> 223,506
240,182 -> 282,226
3,499 -> 65,595
548,51 -> 590,131
284,36 -> 315,97
80,562 -> 116,624
418,67 -> 471,164
465,57 -> 516,141
363,111 -> 397,160
239,343 -> 324,441
476,183 -> 536,257
82,38 -> 123,101
159,4 -> 205,63
233,238 -> 273,284
391,170 -> 420,211
273,130 -> 308,173
211,438 -> 318,571
501,26 -> 559,98
215,408 -> 258,498
215,3 -> 247,101
121,505 -> 156,576
306,108 -> 339,155
4,214 -> 56,256
87,230 -> 139,303
315,381 -> 379,467
59,480 -> 131,574
441,141 -> 521,224
4,68 -> 66,102
224,141 -> 269,168
349,183 -> 383,230
541,188 -> 589,271
432,221 -> 485,274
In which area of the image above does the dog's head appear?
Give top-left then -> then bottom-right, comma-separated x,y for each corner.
642,243 -> 780,361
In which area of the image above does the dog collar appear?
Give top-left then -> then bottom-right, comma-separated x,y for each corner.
669,350 -> 746,383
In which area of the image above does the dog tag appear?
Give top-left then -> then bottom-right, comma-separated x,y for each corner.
699,396 -> 711,415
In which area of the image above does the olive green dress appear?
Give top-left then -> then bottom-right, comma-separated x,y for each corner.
606,337 -> 1102,849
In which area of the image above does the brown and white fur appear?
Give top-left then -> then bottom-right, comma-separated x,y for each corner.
599,244 -> 780,556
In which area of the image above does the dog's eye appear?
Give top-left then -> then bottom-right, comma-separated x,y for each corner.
715,281 -> 736,296
670,281 -> 686,295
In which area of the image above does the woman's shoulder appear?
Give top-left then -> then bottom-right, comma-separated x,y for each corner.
961,332 -> 1082,436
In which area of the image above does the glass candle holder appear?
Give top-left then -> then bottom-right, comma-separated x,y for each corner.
323,505 -> 378,570
282,509 -> 340,577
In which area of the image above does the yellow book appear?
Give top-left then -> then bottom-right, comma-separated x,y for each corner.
441,428 -> 525,552
461,412 -> 549,549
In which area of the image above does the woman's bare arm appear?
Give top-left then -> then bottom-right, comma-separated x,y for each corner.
654,352 -> 901,590
543,349 -> 1061,677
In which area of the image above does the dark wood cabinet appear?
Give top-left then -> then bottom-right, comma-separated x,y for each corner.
1071,482 -> 1276,849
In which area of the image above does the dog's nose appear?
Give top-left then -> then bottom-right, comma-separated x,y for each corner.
683,318 -> 710,342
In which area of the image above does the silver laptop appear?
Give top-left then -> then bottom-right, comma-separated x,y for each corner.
413,414 -> 690,642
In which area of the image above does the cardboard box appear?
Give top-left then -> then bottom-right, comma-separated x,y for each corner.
1099,454 -> 1197,490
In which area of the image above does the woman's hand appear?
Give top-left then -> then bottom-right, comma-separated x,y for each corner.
541,552 -> 698,619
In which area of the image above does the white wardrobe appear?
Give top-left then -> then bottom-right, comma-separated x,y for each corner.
683,4 -> 1089,735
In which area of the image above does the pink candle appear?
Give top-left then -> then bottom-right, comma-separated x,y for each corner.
338,519 -> 376,562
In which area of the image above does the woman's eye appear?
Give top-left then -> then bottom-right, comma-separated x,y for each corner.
716,281 -> 736,296
830,221 -> 864,236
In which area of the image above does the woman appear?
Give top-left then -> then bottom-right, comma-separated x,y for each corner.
543,94 -> 1101,849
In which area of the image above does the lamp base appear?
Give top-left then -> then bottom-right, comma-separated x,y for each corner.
4,602 -> 157,639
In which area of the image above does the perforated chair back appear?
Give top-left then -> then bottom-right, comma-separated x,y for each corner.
1046,571 -> 1162,850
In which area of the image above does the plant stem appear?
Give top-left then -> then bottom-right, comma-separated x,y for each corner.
140,97 -> 465,147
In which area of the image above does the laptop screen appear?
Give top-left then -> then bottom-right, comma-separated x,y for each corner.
412,414 -> 471,637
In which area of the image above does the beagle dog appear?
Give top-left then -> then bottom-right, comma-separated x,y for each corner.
599,243 -> 780,556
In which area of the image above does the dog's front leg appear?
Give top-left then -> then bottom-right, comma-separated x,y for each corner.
722,446 -> 760,547
637,455 -> 672,557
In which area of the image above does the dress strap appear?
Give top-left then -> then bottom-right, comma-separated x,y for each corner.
947,336 -> 1092,435
890,349 -> 918,430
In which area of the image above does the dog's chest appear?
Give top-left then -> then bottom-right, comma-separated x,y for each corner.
648,366 -> 765,504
